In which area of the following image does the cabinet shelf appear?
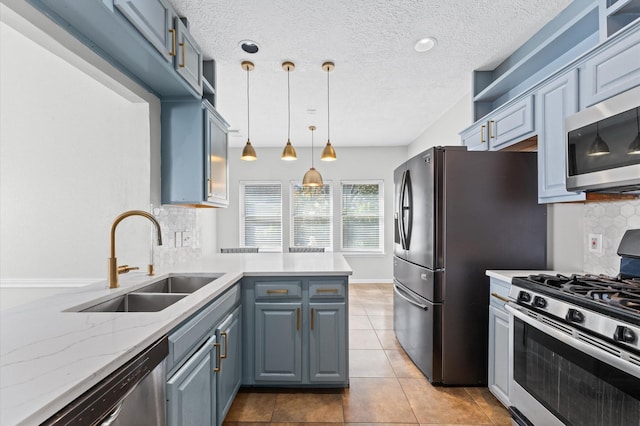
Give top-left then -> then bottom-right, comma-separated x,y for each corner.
473,2 -> 599,120
605,0 -> 640,38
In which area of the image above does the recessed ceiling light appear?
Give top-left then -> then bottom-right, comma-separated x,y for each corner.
239,40 -> 260,54
414,37 -> 437,52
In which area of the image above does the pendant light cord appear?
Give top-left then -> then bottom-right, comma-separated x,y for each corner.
287,67 -> 291,141
311,128 -> 315,168
327,69 -> 331,141
246,66 -> 250,141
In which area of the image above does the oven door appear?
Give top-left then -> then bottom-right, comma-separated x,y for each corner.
506,304 -> 640,426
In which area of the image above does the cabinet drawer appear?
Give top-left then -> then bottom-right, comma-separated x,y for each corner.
255,281 -> 302,300
168,284 -> 240,373
489,277 -> 511,311
309,279 -> 346,300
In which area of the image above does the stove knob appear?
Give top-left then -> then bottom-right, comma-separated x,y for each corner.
565,308 -> 584,323
518,291 -> 531,303
532,296 -> 547,308
614,326 -> 636,343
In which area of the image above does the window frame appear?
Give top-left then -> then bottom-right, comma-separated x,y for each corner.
239,180 -> 283,253
289,180 -> 334,252
340,179 -> 384,254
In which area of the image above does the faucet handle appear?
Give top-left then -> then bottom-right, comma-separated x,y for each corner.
117,265 -> 140,274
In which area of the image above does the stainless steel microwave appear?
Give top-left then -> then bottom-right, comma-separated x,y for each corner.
565,86 -> 640,192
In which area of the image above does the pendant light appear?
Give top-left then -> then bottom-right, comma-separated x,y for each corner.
240,61 -> 257,161
627,108 -> 640,155
587,122 -> 610,156
281,61 -> 297,161
302,125 -> 323,187
321,61 -> 337,161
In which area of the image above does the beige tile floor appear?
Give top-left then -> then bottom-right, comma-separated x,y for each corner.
224,283 -> 511,425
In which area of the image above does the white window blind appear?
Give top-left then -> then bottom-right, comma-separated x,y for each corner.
239,182 -> 282,251
341,181 -> 384,252
290,182 -> 333,251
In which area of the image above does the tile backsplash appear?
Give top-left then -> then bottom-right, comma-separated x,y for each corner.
584,199 -> 640,276
152,205 -> 201,270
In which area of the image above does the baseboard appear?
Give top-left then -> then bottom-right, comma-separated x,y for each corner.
348,278 -> 393,284
0,278 -> 101,288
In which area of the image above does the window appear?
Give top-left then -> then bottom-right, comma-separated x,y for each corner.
341,181 -> 384,252
239,182 -> 282,252
290,182 -> 333,251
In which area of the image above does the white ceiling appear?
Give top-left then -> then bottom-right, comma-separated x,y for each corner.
170,0 -> 573,149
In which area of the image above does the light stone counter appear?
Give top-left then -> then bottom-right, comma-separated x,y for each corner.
485,270 -> 577,283
0,253 -> 352,426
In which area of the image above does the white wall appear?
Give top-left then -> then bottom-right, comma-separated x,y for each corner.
216,146 -> 408,282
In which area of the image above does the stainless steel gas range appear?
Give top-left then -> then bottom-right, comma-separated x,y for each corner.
506,230 -> 640,426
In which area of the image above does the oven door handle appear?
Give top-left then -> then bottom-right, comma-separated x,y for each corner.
393,284 -> 428,310
505,303 -> 640,379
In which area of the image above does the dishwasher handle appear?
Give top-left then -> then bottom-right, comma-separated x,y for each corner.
100,403 -> 124,426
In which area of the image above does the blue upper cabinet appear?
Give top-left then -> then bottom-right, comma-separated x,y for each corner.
30,0 -> 204,98
113,0 -> 176,63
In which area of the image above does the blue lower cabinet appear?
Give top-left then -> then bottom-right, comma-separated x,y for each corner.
254,302 -> 303,382
309,302 -> 347,382
167,335 -> 218,426
216,306 -> 242,423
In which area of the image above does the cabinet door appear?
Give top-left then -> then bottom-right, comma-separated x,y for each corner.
205,105 -> 229,207
488,305 -> 510,407
113,0 -> 176,62
167,335 -> 218,426
255,302 -> 302,382
309,302 -> 347,383
489,95 -> 535,150
174,17 -> 203,93
216,306 -> 242,424
536,70 -> 586,203
460,124 -> 488,151
580,26 -> 640,109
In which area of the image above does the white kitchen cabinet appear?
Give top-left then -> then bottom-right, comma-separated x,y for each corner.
536,70 -> 586,203
488,277 -> 511,408
460,124 -> 488,151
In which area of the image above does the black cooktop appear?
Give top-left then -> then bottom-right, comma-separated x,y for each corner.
512,273 -> 640,324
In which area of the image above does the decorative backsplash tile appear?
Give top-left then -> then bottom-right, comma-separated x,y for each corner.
584,199 -> 640,276
152,205 -> 201,271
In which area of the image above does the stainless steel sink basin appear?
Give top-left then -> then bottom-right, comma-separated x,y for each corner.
136,274 -> 224,294
81,293 -> 187,312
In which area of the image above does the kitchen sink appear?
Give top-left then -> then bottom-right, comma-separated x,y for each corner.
81,293 -> 187,312
136,274 -> 224,294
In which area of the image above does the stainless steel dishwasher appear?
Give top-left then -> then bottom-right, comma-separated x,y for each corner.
42,336 -> 168,425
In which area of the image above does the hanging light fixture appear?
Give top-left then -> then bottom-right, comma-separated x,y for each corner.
281,61 -> 297,161
302,125 -> 324,187
321,61 -> 337,161
627,108 -> 640,155
240,61 -> 257,161
587,122 -> 610,156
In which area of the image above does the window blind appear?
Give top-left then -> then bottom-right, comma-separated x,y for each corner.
240,182 -> 282,251
290,183 -> 333,250
341,181 -> 383,252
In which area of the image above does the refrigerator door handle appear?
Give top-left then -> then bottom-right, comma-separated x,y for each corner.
398,170 -> 407,249
394,283 -> 429,310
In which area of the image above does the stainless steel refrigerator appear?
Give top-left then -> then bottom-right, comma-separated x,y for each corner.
393,146 -> 546,386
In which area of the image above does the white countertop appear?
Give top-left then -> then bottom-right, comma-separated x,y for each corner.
486,270 -> 577,282
0,253 -> 352,426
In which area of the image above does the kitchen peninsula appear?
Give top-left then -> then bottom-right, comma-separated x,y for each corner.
0,252 -> 352,426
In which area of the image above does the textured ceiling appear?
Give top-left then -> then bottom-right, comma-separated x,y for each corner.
170,0 -> 572,149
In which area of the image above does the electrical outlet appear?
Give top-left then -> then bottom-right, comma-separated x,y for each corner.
182,231 -> 192,248
588,233 -> 602,254
174,231 -> 183,248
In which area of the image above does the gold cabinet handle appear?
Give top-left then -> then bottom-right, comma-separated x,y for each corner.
168,28 -> 176,56
491,292 -> 510,303
310,308 -> 315,330
179,42 -> 186,68
213,342 -> 221,372
316,288 -> 338,294
296,307 -> 300,331
267,289 -> 289,295
489,120 -> 495,139
220,331 -> 228,359
480,125 -> 486,143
